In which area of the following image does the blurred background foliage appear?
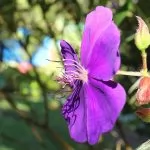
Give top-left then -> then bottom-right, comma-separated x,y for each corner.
0,0 -> 150,150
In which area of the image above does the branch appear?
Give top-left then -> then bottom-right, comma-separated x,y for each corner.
116,120 -> 133,150
2,91 -> 73,150
32,68 -> 49,126
20,40 -> 49,126
117,70 -> 141,77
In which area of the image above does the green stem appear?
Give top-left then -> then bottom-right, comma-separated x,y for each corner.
117,70 -> 141,76
141,51 -> 148,75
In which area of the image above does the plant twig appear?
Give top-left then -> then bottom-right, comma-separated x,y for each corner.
141,51 -> 148,76
21,41 -> 49,126
116,120 -> 133,150
117,70 -> 141,76
2,91 -> 73,150
33,68 -> 49,126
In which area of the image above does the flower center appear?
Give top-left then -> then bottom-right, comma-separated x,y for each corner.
57,59 -> 88,86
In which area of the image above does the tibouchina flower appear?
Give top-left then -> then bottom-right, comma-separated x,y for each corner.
58,6 -> 126,145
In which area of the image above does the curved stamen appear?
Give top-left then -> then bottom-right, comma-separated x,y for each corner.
64,63 -> 83,70
65,70 -> 80,76
46,59 -> 61,63
62,59 -> 84,70
57,58 -> 88,87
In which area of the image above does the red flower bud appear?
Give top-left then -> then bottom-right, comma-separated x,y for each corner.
136,107 -> 150,122
136,77 -> 150,105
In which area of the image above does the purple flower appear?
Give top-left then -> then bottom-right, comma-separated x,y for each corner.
58,6 -> 126,145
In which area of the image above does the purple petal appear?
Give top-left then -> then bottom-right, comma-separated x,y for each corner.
60,40 -> 79,72
83,78 -> 126,144
81,6 -> 121,80
81,6 -> 112,67
62,81 -> 87,143
87,22 -> 120,80
62,78 -> 126,145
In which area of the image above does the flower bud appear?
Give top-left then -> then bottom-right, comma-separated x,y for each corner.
136,107 -> 150,123
135,16 -> 150,51
136,77 -> 150,105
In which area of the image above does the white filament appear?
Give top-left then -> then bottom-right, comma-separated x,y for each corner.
58,58 -> 88,84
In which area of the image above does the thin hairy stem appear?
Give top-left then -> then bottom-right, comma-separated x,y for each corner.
117,70 -> 141,76
141,51 -> 148,75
